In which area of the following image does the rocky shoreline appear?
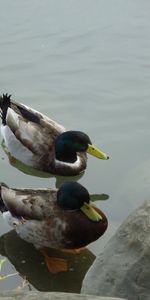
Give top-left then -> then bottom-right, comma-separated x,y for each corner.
82,200 -> 150,300
0,291 -> 126,300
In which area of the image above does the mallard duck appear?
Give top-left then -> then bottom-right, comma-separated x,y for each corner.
0,94 -> 109,176
0,181 -> 108,273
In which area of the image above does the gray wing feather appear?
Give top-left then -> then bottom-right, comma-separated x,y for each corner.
6,108 -> 59,155
1,186 -> 57,220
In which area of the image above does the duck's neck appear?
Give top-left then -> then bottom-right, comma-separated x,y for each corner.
54,152 -> 87,176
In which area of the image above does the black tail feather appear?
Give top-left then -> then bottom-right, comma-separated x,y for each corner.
0,182 -> 8,213
0,93 -> 11,125
0,93 -> 40,125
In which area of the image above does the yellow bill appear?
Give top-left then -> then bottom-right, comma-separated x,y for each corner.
87,144 -> 109,160
80,202 -> 102,222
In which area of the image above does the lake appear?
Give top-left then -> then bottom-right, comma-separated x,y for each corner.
0,0 -> 150,293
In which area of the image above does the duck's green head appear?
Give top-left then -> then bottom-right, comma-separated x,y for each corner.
55,131 -> 109,163
57,181 -> 102,222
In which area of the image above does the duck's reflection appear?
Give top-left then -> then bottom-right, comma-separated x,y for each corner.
1,143 -> 109,201
0,230 -> 95,292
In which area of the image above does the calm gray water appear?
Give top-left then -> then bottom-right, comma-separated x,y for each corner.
1,0 -> 150,292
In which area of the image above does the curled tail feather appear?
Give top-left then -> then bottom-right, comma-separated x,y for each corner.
0,182 -> 8,213
0,94 -> 11,125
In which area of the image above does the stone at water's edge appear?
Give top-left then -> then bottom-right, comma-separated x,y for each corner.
0,291 -> 127,300
81,200 -> 150,300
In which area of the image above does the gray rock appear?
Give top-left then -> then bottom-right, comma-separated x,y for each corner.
81,200 -> 150,300
0,291 -> 126,300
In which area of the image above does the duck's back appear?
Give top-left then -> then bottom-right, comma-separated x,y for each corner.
0,94 -> 65,169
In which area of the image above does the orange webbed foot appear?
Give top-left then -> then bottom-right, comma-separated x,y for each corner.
61,247 -> 86,254
40,249 -> 68,274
